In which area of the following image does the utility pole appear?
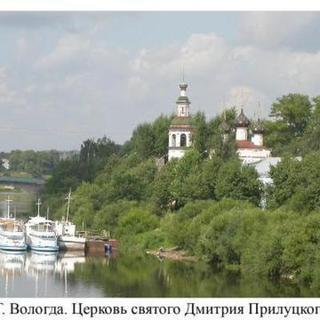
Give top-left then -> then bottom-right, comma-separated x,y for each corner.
6,196 -> 12,219
65,189 -> 72,223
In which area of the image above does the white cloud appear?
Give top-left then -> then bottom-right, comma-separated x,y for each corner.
0,67 -> 23,106
239,12 -> 319,50
36,33 -> 91,70
2,12 -> 320,151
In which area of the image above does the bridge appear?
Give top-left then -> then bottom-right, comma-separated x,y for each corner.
0,176 -> 45,193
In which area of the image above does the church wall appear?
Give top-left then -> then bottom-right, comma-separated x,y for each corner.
236,127 -> 248,141
168,148 -> 188,161
252,133 -> 263,146
237,148 -> 271,164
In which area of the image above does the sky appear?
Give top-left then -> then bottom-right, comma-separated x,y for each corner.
1,11 -> 320,151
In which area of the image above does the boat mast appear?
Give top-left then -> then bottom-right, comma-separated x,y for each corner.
65,189 -> 72,223
46,207 -> 50,232
6,196 -> 12,219
36,198 -> 42,217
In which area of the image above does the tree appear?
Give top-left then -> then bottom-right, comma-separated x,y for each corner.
129,123 -> 155,159
44,136 -> 120,197
152,115 -> 171,157
268,152 -> 320,211
270,94 -> 312,137
192,112 -> 208,155
207,108 -> 237,160
215,160 -> 262,206
300,96 -> 320,154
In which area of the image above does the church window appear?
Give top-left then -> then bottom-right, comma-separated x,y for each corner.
181,134 -> 186,147
172,134 -> 176,147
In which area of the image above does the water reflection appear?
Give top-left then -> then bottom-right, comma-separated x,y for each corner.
0,251 -> 318,297
0,250 -> 101,297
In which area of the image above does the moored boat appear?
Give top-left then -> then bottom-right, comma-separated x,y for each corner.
25,199 -> 59,252
0,197 -> 27,251
55,190 -> 86,251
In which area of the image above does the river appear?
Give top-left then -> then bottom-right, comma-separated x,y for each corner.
0,251 -> 316,297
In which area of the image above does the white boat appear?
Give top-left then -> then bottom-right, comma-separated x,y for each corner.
0,197 -> 27,251
25,199 -> 59,252
55,190 -> 86,251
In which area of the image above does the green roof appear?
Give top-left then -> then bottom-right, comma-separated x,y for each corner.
176,96 -> 190,104
171,116 -> 193,126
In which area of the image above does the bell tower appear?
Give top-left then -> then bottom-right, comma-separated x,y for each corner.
168,82 -> 193,161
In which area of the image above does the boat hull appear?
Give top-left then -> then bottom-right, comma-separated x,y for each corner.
0,220 -> 27,252
0,244 -> 27,251
58,236 -> 86,251
0,233 -> 27,252
25,216 -> 59,252
27,234 -> 59,252
29,245 -> 59,252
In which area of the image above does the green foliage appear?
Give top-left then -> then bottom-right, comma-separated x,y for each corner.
117,208 -> 159,236
215,159 -> 262,206
263,120 -> 293,156
127,115 -> 171,159
192,112 -> 208,154
299,96 -> 320,154
207,108 -> 237,160
267,152 -> 320,211
152,150 -> 244,210
270,94 -> 312,137
44,157 -> 82,195
8,150 -> 60,177
44,136 -> 120,195
38,90 -> 320,290
92,200 -> 140,233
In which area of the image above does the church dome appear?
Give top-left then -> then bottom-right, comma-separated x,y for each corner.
235,108 -> 250,127
179,82 -> 188,91
252,118 -> 264,133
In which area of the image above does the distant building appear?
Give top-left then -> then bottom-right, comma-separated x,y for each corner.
250,157 -> 282,185
1,158 -> 9,170
167,83 -> 272,164
168,82 -> 193,161
234,109 -> 271,164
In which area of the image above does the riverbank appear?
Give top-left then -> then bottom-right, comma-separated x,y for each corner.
146,247 -> 198,262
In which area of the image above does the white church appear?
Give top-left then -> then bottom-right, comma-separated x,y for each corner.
168,81 -> 272,164
234,109 -> 271,164
168,82 -> 193,161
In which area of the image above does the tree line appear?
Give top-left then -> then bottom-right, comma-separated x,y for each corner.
40,93 -> 320,287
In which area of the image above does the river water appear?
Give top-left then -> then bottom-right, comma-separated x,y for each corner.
0,251 -> 316,297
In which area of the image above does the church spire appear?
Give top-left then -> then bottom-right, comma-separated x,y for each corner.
176,82 -> 190,117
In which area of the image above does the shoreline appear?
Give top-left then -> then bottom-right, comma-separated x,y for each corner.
146,247 -> 198,262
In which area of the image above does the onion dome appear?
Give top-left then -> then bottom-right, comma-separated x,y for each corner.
252,118 -> 264,133
176,83 -> 191,104
179,82 -> 188,91
235,108 -> 250,127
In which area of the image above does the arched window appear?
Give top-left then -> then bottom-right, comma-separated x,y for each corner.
172,134 -> 176,147
180,134 -> 186,147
